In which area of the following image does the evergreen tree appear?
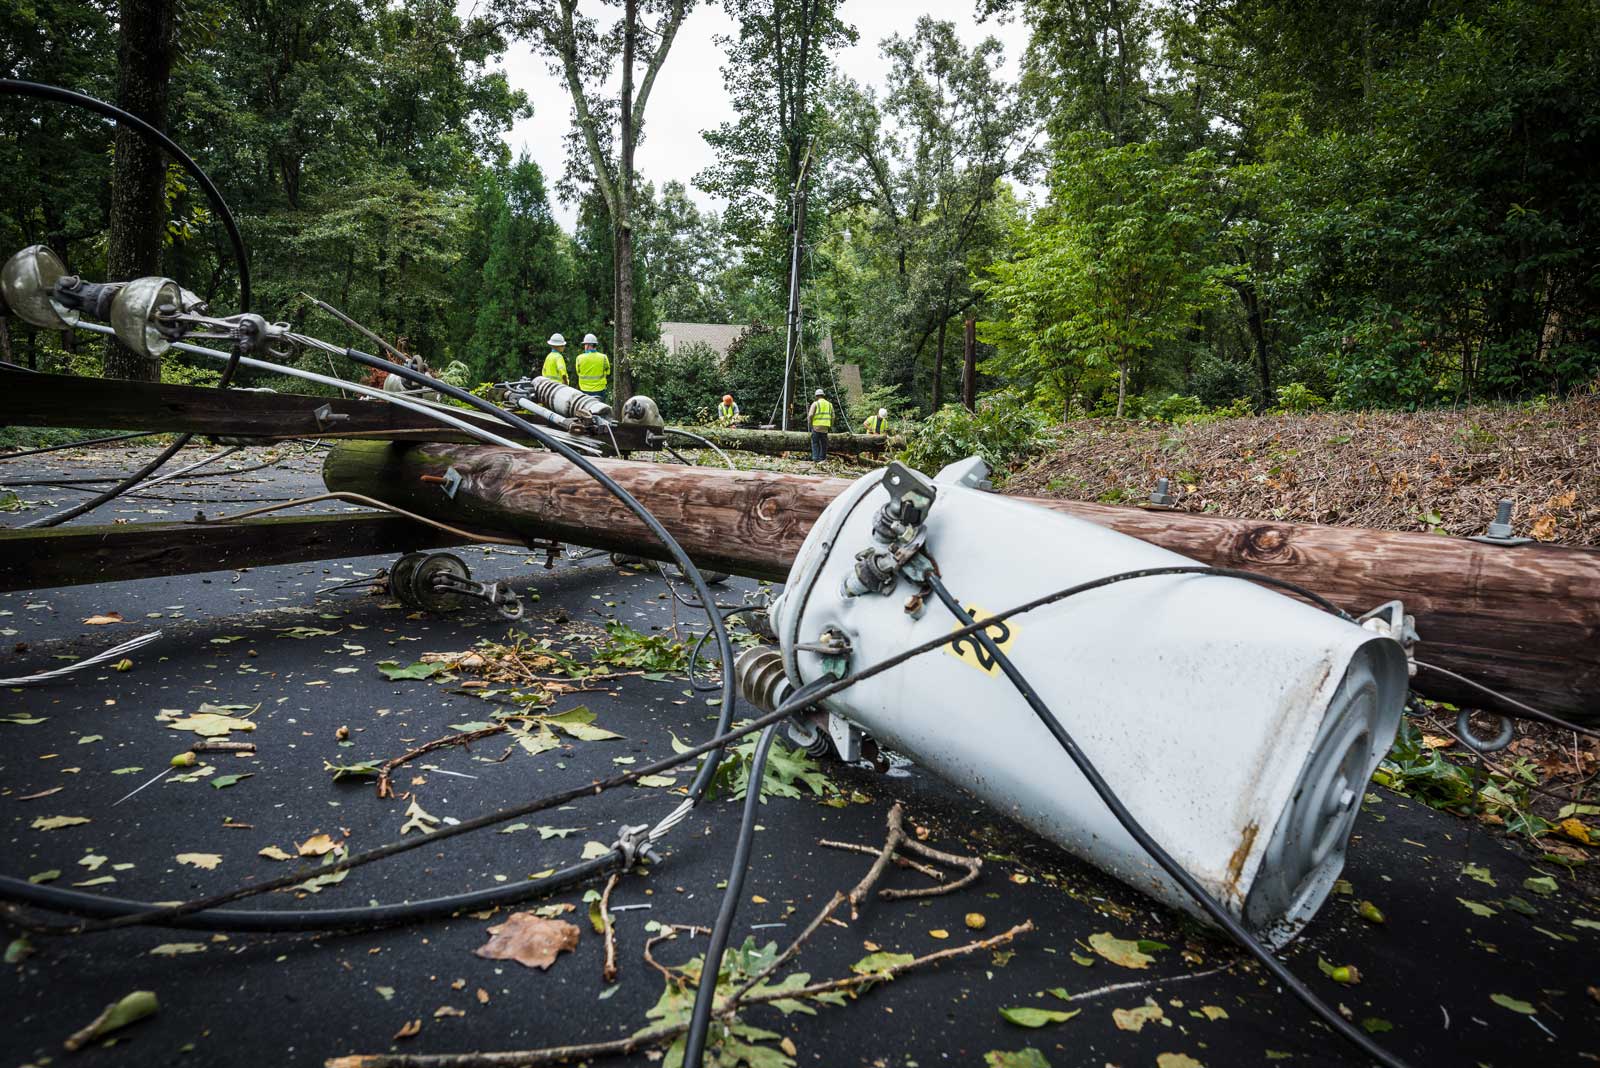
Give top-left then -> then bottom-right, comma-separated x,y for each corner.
465,156 -> 582,383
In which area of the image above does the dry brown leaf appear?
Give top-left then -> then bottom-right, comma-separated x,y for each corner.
1550,490 -> 1577,509
18,786 -> 63,801
258,845 -> 294,861
83,612 -> 124,626
175,853 -> 222,871
394,1019 -> 422,1040
476,988 -> 490,1005
297,833 -> 337,856
1420,733 -> 1456,750
434,1005 -> 465,1018
1531,514 -> 1558,541
1112,1001 -> 1165,1032
473,912 -> 580,971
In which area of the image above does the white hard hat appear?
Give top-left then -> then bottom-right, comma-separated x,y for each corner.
582,333 -> 599,345
878,407 -> 888,417
547,333 -> 566,346
815,388 -> 825,396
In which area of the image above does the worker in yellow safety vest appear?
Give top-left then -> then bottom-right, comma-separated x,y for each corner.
576,333 -> 610,401
863,407 -> 889,434
806,388 -> 833,462
542,333 -> 569,385
718,394 -> 740,424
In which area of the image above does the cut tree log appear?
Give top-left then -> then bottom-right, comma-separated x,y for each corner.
673,426 -> 898,456
323,439 -> 1600,722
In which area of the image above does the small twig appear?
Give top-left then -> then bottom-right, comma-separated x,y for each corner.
600,873 -> 620,983
1049,963 -> 1234,1005
817,839 -> 944,881
848,802 -> 907,919
376,725 -> 505,799
882,837 -> 982,900
643,924 -> 709,986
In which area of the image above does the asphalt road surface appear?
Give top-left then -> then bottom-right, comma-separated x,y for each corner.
1,443 -> 1595,1068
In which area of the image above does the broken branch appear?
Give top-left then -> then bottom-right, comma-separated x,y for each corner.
600,873 -> 620,983
375,725 -> 505,799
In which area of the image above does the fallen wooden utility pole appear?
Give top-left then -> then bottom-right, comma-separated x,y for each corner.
324,440 -> 1600,722
676,426 -> 899,456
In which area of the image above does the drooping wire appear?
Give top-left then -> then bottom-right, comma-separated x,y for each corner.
0,79 -> 251,529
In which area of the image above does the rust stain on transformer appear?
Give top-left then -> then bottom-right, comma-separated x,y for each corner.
1225,822 -> 1260,897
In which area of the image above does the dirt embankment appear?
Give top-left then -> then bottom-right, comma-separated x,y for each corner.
1007,394 -> 1600,546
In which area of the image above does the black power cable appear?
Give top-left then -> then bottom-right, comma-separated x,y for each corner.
922,571 -> 1411,1068
0,79 -> 251,530
682,724 -> 781,1068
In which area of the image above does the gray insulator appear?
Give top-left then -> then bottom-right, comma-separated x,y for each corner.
524,376 -> 613,420
734,645 -> 792,714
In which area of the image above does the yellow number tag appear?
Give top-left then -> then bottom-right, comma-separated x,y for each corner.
945,604 -> 1017,676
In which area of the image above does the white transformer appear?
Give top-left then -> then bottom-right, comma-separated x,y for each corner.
761,459 -> 1408,944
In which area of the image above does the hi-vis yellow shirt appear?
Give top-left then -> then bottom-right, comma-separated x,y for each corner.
542,351 -> 568,385
810,398 -> 833,430
576,350 -> 610,392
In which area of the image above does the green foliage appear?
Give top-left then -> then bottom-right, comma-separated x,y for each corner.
592,622 -> 703,674
980,136 -> 1230,419
677,724 -> 837,803
626,340 -> 728,424
898,396 -> 1052,480
1376,718 -> 1553,837
1273,383 -> 1326,414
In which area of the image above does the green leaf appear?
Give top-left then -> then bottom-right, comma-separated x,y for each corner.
1360,1017 -> 1393,1034
543,706 -> 623,741
1000,1007 -> 1081,1028
984,1050 -> 1051,1068
210,773 -> 252,789
1457,897 -> 1496,917
376,659 -> 443,680
1462,863 -> 1496,886
449,721 -> 498,732
850,951 -> 915,976
1489,994 -> 1536,1015
636,774 -> 678,788
28,869 -> 60,884
323,760 -> 380,780
1523,875 -> 1558,896
1087,931 -> 1153,969
64,991 -> 159,1051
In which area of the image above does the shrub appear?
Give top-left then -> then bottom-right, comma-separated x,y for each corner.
898,395 -> 1052,480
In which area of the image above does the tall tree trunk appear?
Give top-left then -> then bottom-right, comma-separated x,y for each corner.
103,0 -> 177,382
931,315 -> 947,410
962,316 -> 976,411
1237,281 -> 1272,404
1116,356 -> 1128,418
613,0 -> 638,404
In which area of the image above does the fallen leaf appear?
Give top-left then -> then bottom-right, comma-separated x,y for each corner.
929,929 -> 950,940
1361,1017 -> 1393,1033
17,786 -> 63,801
1088,932 -> 1153,969
297,833 -> 338,856
83,612 -> 124,626
1523,875 -> 1558,897
63,990 -> 158,1051
635,774 -> 677,788
1112,1001 -> 1165,1031
167,712 -> 256,737
966,912 -> 987,930
434,1005 -> 465,1018
543,706 -> 623,741
473,913 -> 580,970
1490,993 -> 1536,1015
176,853 -> 222,871
31,815 -> 91,831
210,773 -> 252,790
1558,818 -> 1594,846
1457,897 -> 1496,918
401,799 -> 440,835
149,942 -> 207,957
1199,1005 -> 1228,1021
377,660 -> 444,681
1462,863 -> 1496,887
28,870 -> 60,884
983,1051 -> 1050,1068
375,986 -> 395,1001
850,950 -> 915,975
1530,514 -> 1558,541
259,846 -> 293,861
1156,1055 -> 1204,1068
394,1019 -> 422,1040
1000,1007 -> 1080,1028
581,841 -> 612,860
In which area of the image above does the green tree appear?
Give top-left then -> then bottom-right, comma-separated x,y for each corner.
464,156 -> 584,382
981,137 -> 1229,418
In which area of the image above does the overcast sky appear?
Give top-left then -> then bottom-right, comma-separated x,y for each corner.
478,0 -> 1031,230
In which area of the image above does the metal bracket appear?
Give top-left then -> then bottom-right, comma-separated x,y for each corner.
1148,477 -> 1176,508
827,713 -> 864,763
1358,599 -> 1419,675
441,466 -> 462,500
312,403 -> 350,432
614,822 -> 659,866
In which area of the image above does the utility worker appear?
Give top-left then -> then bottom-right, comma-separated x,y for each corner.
863,407 -> 889,434
542,333 -> 569,385
718,394 -> 740,424
806,387 -> 833,462
575,332 -> 610,401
